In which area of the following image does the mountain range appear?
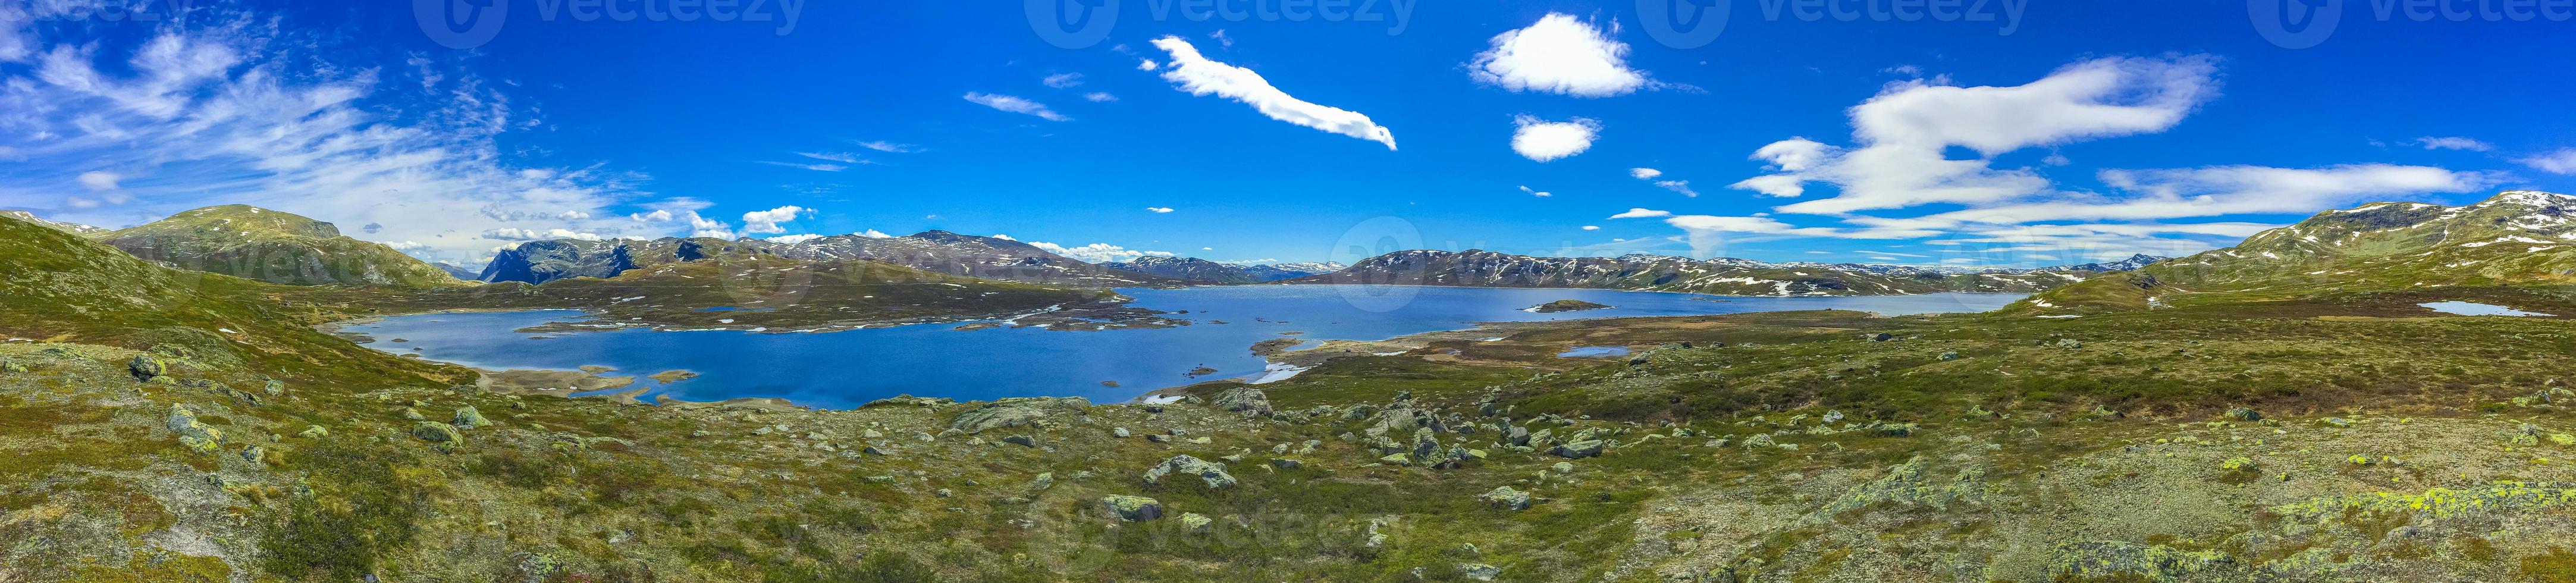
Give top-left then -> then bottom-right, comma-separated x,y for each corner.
1103,256 -> 1345,284
1282,249 -> 2158,296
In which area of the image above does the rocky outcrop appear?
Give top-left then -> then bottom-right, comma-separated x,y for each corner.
948,397 -> 1090,433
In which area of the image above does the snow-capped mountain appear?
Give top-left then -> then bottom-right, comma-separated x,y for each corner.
1291,249 -> 2118,296
1,210 -> 103,235
482,231 -> 1181,288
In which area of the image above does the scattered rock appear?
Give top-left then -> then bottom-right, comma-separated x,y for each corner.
164,405 -> 224,455
1212,387 -> 1274,413
453,406 -> 493,430
410,421 -> 465,452
1101,496 -> 1163,521
1178,512 -> 1213,531
1549,440 -> 1605,459
1480,485 -> 1532,510
1143,455 -> 1236,488
949,397 -> 1090,433
1458,563 -> 1502,581
128,355 -> 170,380
1002,435 -> 1038,448
2224,406 -> 2263,422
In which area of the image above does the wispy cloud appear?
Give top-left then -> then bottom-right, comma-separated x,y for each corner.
1042,73 -> 1084,89
965,92 -> 1070,121
2413,136 -> 2494,152
1148,36 -> 1397,150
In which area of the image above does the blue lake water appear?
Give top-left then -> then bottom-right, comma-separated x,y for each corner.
2419,301 -> 2555,316
342,286 -> 2025,409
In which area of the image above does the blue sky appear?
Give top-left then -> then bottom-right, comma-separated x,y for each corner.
2,0 -> 2572,268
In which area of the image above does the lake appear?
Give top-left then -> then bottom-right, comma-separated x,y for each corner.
341,286 -> 2026,409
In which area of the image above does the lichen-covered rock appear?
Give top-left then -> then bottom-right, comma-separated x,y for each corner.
1480,485 -> 1531,510
1178,512 -> 1212,531
410,421 -> 465,452
1143,455 -> 1235,488
298,425 -> 329,438
128,355 -> 170,380
2223,406 -> 2262,421
948,397 -> 1089,433
453,406 -> 492,430
1270,458 -> 1301,469
164,404 -> 224,455
1212,386 -> 1273,413
400,408 -> 427,421
262,378 -> 285,396
2048,541 -> 2237,582
1549,440 -> 1605,459
1808,456 -> 1985,520
1101,495 -> 1162,521
0,359 -> 26,373
861,394 -> 953,409
1458,563 -> 1502,581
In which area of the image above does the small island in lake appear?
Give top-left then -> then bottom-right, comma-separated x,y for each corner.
1526,299 -> 1614,314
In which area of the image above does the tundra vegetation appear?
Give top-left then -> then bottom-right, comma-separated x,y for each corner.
12,194 -> 2576,582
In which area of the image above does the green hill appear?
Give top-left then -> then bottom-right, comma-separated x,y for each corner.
2014,190 -> 2576,314
95,205 -> 463,288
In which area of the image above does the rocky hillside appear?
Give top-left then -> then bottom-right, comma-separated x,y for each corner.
92,205 -> 462,288
477,237 -> 722,285
1291,249 -> 2104,296
392,239 -> 1124,332
2017,190 -> 2576,314
1104,257 -> 1344,284
751,231 -> 1181,287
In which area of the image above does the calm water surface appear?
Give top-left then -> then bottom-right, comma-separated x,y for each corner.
344,286 -> 2025,408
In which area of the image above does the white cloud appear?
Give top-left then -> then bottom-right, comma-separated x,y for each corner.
483,227 -> 604,242
2414,136 -> 2493,152
1609,208 -> 1671,219
76,170 -> 120,191
1085,92 -> 1118,102
964,92 -> 1070,121
858,229 -> 894,239
1468,13 -> 1651,98
857,140 -> 918,153
1146,206 -> 1174,213
1581,225 -> 1600,230
2521,148 -> 2576,175
740,205 -> 813,235
1744,56 -> 2223,215
0,12 -> 706,265
1030,241 -> 1175,263
1519,186 -> 1551,198
765,233 -> 824,245
799,152 -> 862,164
1653,180 -> 1699,198
1629,168 -> 1662,180
688,212 -> 735,239
1510,115 -> 1599,162
1138,59 -> 1160,71
630,209 -> 674,222
761,161 -> 846,172
1921,165 -> 2493,225
1043,73 -> 1084,89
1148,36 -> 1397,150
